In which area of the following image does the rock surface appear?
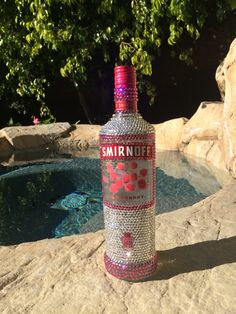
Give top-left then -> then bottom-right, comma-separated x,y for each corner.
0,184 -> 235,314
154,118 -> 188,151
222,38 -> 236,177
215,61 -> 225,101
0,123 -> 72,150
180,101 -> 223,144
179,101 -> 226,171
0,36 -> 236,314
55,124 -> 101,154
0,132 -> 13,157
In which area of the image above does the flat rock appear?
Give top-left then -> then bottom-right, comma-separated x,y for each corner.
1,123 -> 72,150
0,184 -> 235,313
55,124 -> 101,155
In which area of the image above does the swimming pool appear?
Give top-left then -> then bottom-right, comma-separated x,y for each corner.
0,153 -> 226,245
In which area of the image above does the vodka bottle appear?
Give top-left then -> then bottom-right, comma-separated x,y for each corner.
99,65 -> 157,281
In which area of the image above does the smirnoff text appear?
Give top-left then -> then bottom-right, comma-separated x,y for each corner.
101,144 -> 153,159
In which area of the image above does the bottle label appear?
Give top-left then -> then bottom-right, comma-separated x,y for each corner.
100,134 -> 155,210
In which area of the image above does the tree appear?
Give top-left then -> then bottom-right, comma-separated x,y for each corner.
0,0 -> 231,125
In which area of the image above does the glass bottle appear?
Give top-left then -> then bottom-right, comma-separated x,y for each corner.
99,65 -> 157,280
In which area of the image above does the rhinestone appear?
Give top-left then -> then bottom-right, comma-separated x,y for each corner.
100,119 -> 157,280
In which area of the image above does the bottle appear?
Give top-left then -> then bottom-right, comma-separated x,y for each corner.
99,65 -> 157,281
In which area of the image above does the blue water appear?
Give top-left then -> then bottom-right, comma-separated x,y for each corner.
0,157 -> 211,245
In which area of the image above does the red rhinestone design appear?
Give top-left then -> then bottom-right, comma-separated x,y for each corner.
104,253 -> 158,281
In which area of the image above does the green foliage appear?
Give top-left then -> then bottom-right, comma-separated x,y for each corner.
0,0 -> 231,123
39,105 -> 56,124
227,0 -> 236,9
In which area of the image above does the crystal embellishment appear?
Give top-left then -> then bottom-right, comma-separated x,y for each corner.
100,65 -> 157,281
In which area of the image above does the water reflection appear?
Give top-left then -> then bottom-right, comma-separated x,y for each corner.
0,171 -> 75,245
0,151 -> 234,245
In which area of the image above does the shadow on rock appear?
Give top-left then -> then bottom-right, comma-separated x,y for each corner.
149,236 -> 236,281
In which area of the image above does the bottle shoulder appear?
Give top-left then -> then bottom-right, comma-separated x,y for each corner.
100,113 -> 154,135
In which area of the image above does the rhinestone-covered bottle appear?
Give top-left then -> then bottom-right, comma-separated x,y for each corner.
99,65 -> 157,281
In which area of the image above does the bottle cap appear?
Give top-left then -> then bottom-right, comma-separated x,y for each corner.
114,65 -> 138,112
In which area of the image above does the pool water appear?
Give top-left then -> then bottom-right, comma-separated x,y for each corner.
0,156 -> 219,245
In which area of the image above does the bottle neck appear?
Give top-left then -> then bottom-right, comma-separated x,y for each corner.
115,102 -> 137,113
114,86 -> 138,113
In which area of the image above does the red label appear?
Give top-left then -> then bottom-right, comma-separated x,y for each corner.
100,144 -> 153,159
100,137 -> 155,210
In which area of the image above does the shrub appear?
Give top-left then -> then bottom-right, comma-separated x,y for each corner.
0,0 -> 231,124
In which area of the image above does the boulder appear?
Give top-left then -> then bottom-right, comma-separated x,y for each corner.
0,131 -> 13,157
62,121 -> 187,152
0,184 -> 235,313
1,123 -> 72,150
154,117 -> 188,151
181,139 -> 225,170
222,38 -> 236,177
179,101 -> 225,171
70,124 -> 101,146
215,61 -> 225,101
180,101 -> 223,145
59,124 -> 101,149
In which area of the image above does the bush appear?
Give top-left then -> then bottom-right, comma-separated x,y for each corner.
0,0 -> 232,125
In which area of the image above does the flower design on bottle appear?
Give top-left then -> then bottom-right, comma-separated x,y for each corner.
121,232 -> 134,252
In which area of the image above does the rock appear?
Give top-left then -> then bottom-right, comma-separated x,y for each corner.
0,184 -> 235,313
181,139 -> 226,170
222,38 -> 236,177
204,140 -> 226,169
180,101 -> 223,145
58,121 -> 188,153
70,124 -> 101,147
215,61 -> 225,101
55,124 -> 101,155
181,138 -> 214,159
80,211 -> 104,234
183,141 -> 232,187
154,118 -> 188,151
0,150 -> 67,167
179,101 -> 225,171
0,131 -> 13,158
1,123 -> 72,150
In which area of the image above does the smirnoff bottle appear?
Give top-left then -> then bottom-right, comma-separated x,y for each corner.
99,65 -> 157,281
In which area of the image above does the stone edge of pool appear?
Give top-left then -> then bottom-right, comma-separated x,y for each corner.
0,183 -> 235,313
0,37 -> 235,313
